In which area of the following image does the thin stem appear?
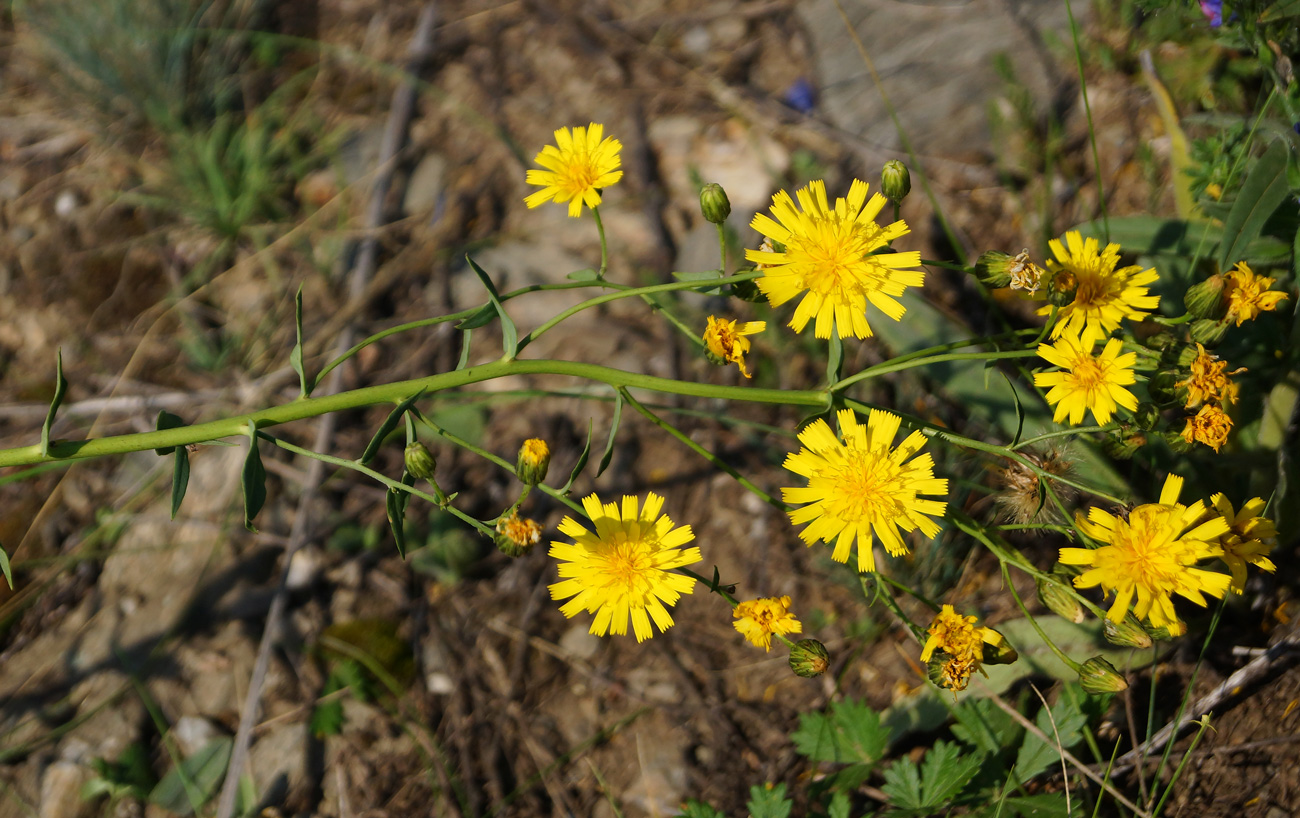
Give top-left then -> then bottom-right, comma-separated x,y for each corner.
1064,0 -> 1108,240
715,223 -> 727,274
863,573 -> 926,642
1001,562 -> 1082,673
1012,426 -> 1108,450
834,349 -> 1039,392
592,206 -> 609,279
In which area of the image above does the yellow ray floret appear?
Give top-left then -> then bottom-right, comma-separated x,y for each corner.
733,596 -> 803,652
1034,333 -> 1139,426
524,123 -> 624,217
744,179 -> 923,340
1210,493 -> 1277,593
782,408 -> 948,573
548,492 -> 701,642
1039,231 -> 1160,347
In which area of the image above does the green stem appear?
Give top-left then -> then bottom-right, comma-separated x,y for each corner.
1012,426 -> 1107,450
592,206 -> 609,279
834,348 -> 1039,392
715,223 -> 728,274
1001,561 -> 1082,673
863,573 -> 926,642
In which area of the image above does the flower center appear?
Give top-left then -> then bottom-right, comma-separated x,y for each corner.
1109,506 -> 1182,584
1073,268 -> 1121,309
562,154 -> 599,194
603,540 -> 654,593
1070,355 -> 1106,389
825,448 -> 906,523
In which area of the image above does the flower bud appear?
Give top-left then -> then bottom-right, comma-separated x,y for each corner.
788,639 -> 830,678
1078,656 -> 1129,694
404,441 -> 436,481
1146,331 -> 1179,352
1183,274 -> 1228,321
1189,318 -> 1228,348
1046,268 -> 1078,307
974,251 -> 1014,289
699,183 -> 731,225
495,512 -> 542,558
1103,617 -> 1154,649
729,278 -> 765,303
1147,370 -> 1183,406
516,438 -> 550,486
1037,575 -> 1085,624
1134,402 -> 1160,431
983,634 -> 1019,666
881,160 -> 911,204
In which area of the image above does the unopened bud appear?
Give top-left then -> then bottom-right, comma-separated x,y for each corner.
1184,274 -> 1228,321
699,183 -> 731,225
730,277 -> 765,303
516,438 -> 550,486
1037,574 -> 1085,624
1046,268 -> 1079,307
1078,656 -> 1129,694
1148,370 -> 1183,406
974,251 -> 1014,289
1134,402 -> 1160,431
789,639 -> 830,678
1104,617 -> 1154,649
404,441 -> 436,481
1189,318 -> 1228,347
494,513 -> 542,558
881,160 -> 911,204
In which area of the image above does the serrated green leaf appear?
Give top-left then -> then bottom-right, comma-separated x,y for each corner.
466,255 -> 517,358
154,410 -> 184,455
596,391 -> 624,478
40,349 -> 67,458
291,285 -> 308,397
455,302 -> 496,330
826,791 -> 851,818
1219,139 -> 1292,271
746,783 -> 792,818
951,697 -> 1023,756
561,420 -> 595,494
241,427 -> 266,532
385,471 -> 416,558
147,737 -> 232,815
0,543 -> 12,590
791,699 -> 891,765
1014,686 -> 1089,782
919,740 -> 981,807
880,756 -> 924,810
360,389 -> 426,465
567,268 -> 599,281
171,446 -> 190,521
674,801 -> 726,818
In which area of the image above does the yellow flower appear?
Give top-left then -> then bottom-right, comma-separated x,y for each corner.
524,123 -> 623,217
733,596 -> 803,651
1224,261 -> 1288,326
744,179 -> 923,340
703,316 -> 766,378
548,493 -> 701,642
495,512 -> 543,557
782,408 -> 948,573
920,605 -> 1003,692
1033,334 -> 1139,426
1176,344 -> 1241,408
1040,231 -> 1160,347
1181,405 -> 1232,452
1210,494 -> 1277,593
517,438 -> 551,485
1059,474 -> 1231,635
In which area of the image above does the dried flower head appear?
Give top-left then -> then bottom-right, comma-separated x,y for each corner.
1176,344 -> 1242,409
703,316 -> 766,379
992,445 -> 1078,525
1224,262 -> 1288,326
1008,249 -> 1045,294
1181,405 -> 1232,452
921,605 -> 1004,692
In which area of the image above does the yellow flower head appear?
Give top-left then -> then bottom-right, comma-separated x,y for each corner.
517,438 -> 551,485
1181,404 -> 1232,452
1210,494 -> 1277,593
1040,231 -> 1160,347
1224,261 -> 1288,326
1177,344 -> 1241,409
1059,474 -> 1231,635
495,512 -> 543,557
782,408 -> 949,573
548,493 -> 701,642
920,605 -> 1003,692
524,123 -> 623,217
1033,334 -> 1139,426
703,316 -> 766,378
733,595 -> 803,651
744,179 -> 923,340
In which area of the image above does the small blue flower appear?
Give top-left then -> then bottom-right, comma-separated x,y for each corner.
783,78 -> 816,114
1200,0 -> 1222,26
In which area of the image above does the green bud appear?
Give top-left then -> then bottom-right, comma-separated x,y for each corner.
1037,575 -> 1085,624
1147,370 -> 1183,406
404,441 -> 436,481
1046,268 -> 1078,307
516,438 -> 550,486
1176,344 -> 1201,368
881,160 -> 911,204
1189,318 -> 1228,348
974,251 -> 1014,289
1104,617 -> 1154,649
730,277 -> 765,303
1078,656 -> 1129,694
1183,274 -> 1228,321
1134,402 -> 1161,431
788,639 -> 830,678
1145,623 -> 1177,641
699,183 -> 731,225
983,635 -> 1018,666
1146,331 -> 1179,352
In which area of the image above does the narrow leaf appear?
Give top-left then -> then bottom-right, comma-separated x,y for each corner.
457,329 -> 473,371
171,446 -> 190,520
0,542 -> 12,590
385,471 -> 417,558
455,302 -> 497,330
826,334 -> 843,387
40,349 -> 68,458
596,391 -> 625,478
360,389 -> 427,465
154,410 -> 184,455
241,427 -> 267,532
1000,369 -> 1026,447
1219,139 -> 1291,270
466,255 -> 518,358
147,736 -> 232,815
291,285 -> 309,397
561,420 -> 595,494
567,268 -> 599,281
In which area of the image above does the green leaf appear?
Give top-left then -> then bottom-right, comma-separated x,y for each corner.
1014,685 -> 1089,782
40,349 -> 67,458
385,471 -> 416,558
0,542 -> 12,590
561,420 -> 595,494
826,791 -> 851,818
241,427 -> 267,532
147,736 -> 232,815
455,302 -> 497,330
171,445 -> 190,521
360,389 -> 426,465
998,794 -> 1075,818
1261,0 -> 1300,20
457,329 -> 473,370
951,697 -> 1023,756
918,740 -> 981,807
291,285 -> 308,397
746,783 -> 793,818
880,756 -> 924,810
567,268 -> 599,281
1219,139 -> 1292,271
465,255 -> 517,358
826,334 -> 844,387
153,410 -> 184,455
596,391 -> 624,478
674,801 -> 726,818
791,699 -> 891,765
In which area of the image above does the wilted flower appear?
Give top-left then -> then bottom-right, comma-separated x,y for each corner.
1181,405 -> 1232,452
